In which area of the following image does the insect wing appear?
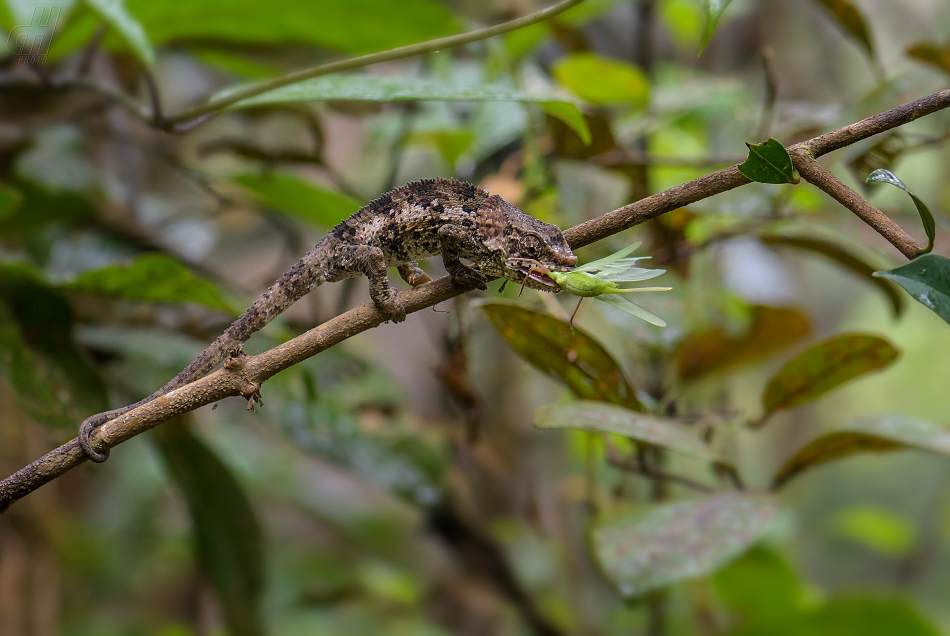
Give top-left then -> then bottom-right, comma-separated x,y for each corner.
598,294 -> 668,327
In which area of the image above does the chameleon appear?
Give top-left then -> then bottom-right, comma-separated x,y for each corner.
78,177 -> 577,461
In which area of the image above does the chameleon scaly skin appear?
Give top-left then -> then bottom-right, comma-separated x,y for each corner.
78,178 -> 577,461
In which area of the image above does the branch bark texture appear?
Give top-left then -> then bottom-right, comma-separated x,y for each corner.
2,88 -> 950,512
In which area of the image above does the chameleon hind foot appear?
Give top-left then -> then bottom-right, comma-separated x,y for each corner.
79,415 -> 110,462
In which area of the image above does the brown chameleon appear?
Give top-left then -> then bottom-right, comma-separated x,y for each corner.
78,177 -> 577,461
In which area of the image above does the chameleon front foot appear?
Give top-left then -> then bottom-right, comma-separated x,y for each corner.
448,265 -> 488,291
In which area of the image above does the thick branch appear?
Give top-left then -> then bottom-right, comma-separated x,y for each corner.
790,149 -> 921,259
3,88 -> 950,511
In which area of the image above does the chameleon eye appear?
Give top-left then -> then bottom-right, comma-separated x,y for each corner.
520,234 -> 543,258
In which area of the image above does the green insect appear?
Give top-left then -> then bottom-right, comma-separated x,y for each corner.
510,242 -> 671,327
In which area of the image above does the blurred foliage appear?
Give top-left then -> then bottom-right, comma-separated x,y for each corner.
2,0 -> 950,635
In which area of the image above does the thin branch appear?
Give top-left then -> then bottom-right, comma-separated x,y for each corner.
3,88 -> 950,511
161,0 -> 587,128
606,446 -> 712,493
790,148 -> 922,259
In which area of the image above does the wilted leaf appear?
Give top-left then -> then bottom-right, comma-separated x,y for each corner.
235,171 -> 361,227
875,254 -> 950,326
866,169 -> 935,254
0,262 -> 108,428
712,547 -> 805,627
762,334 -> 899,415
699,0 -> 734,53
218,74 -> 588,141
63,254 -> 232,311
677,305 -> 811,380
534,401 -> 720,461
154,420 -> 264,636
552,52 -> 649,107
85,0 -> 155,67
482,302 -> 643,411
812,0 -> 874,58
906,41 -> 950,76
593,492 -> 778,597
831,505 -> 914,557
759,234 -> 904,317
731,596 -> 940,636
739,138 -> 799,184
773,415 -> 950,487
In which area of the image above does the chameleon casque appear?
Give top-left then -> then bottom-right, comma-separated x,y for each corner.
78,177 -> 577,461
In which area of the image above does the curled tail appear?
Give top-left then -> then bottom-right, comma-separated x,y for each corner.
79,241 -> 331,461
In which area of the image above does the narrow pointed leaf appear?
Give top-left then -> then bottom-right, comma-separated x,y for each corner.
773,416 -> 950,488
594,492 -> 778,598
700,0 -> 734,53
813,0 -> 874,58
85,0 -> 155,67
759,234 -> 905,317
739,138 -> 799,184
762,334 -> 899,415
866,168 -> 935,254
534,401 -> 721,461
874,254 -> 950,326
63,253 -> 232,311
482,302 -> 643,411
216,74 -> 586,139
154,421 -> 264,636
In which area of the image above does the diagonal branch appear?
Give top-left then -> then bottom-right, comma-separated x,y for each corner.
3,88 -> 950,512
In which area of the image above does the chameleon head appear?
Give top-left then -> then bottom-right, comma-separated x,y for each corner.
475,198 -> 577,291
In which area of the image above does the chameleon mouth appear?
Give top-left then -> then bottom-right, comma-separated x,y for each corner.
507,260 -> 572,290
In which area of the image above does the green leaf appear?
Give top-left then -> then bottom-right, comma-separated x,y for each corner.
593,492 -> 778,597
0,182 -> 22,219
481,302 -> 644,411
906,41 -> 950,77
762,334 -> 899,415
677,305 -> 811,380
866,168 -> 935,254
551,52 -> 649,107
875,254 -> 950,326
64,0 -> 460,56
235,172 -> 361,228
539,100 -> 592,145
699,0 -> 734,53
534,401 -> 721,461
154,420 -> 264,636
812,0 -> 875,59
759,234 -> 905,317
0,262 -> 108,429
731,596 -> 940,636
84,0 -> 155,67
831,505 -> 914,557
217,74 -> 586,139
773,415 -> 950,488
712,547 -> 805,627
406,129 -> 475,169
739,138 -> 799,185
63,253 -> 232,311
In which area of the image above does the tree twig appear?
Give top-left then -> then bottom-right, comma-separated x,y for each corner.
790,148 -> 921,259
3,88 -> 950,512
